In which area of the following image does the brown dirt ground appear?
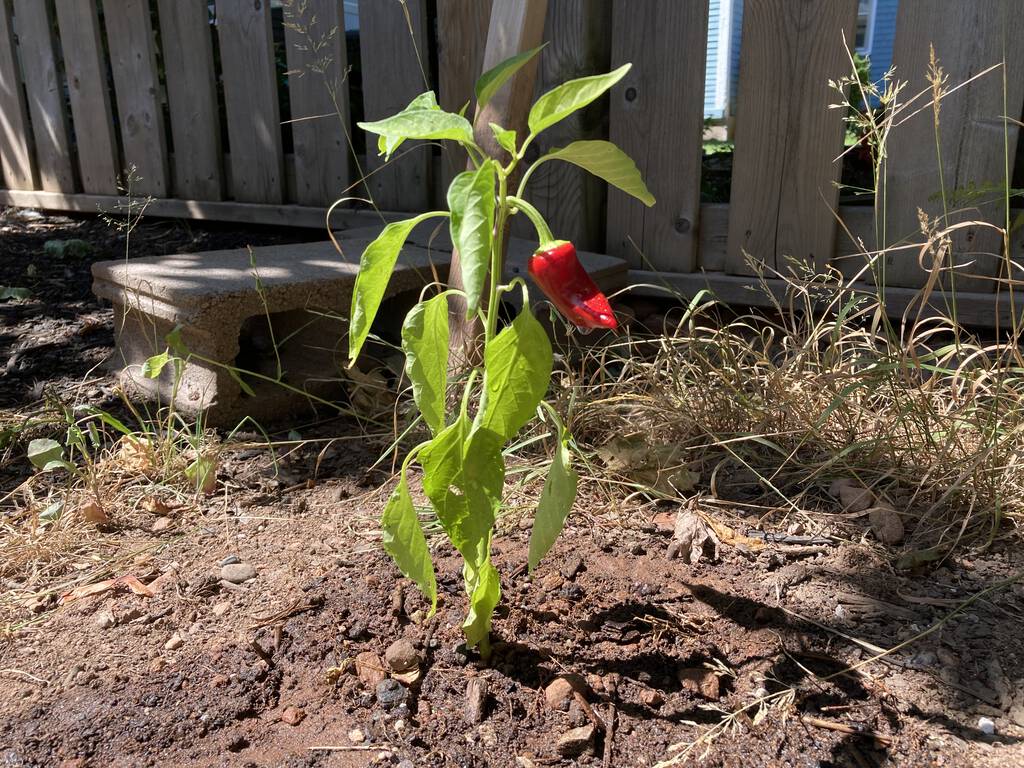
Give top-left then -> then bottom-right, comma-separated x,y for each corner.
2,210 -> 1024,768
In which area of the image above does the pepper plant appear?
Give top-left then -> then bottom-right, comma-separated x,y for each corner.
350,50 -> 654,656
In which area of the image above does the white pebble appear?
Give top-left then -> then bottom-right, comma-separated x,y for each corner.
978,717 -> 995,735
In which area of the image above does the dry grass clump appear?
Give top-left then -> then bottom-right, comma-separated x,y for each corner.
566,263 -> 1024,560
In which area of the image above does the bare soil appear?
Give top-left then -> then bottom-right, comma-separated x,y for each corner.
2,211 -> 1023,768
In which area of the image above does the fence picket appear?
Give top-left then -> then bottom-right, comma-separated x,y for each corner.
216,0 -> 285,204
157,0 -> 223,201
13,0 -> 74,192
0,0 -> 35,190
283,0 -> 350,207
358,0 -> 430,211
607,0 -> 708,272
102,0 -> 169,197
55,0 -> 119,195
726,0 -> 858,275
881,0 -> 1024,292
437,0 -> 492,193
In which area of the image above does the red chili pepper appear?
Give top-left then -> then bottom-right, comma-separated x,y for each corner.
528,241 -> 617,330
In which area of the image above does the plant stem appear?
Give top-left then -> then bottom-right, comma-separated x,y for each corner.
485,171 -> 510,345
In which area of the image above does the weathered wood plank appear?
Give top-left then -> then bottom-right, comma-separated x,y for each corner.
283,0 -> 350,206
607,0 -> 707,271
518,0 -> 611,252
216,0 -> 285,203
102,0 -> 169,197
882,0 -> 1024,291
55,0 -> 119,194
0,0 -> 35,190
436,0 -> 492,192
156,0 -> 222,200
726,0 -> 858,275
13,0 -> 74,192
357,0 -> 430,211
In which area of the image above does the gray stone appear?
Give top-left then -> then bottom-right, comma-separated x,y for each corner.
376,678 -> 408,709
220,563 -> 256,583
92,226 -> 625,426
556,724 -> 595,757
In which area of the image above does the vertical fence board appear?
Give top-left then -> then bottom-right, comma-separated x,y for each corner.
358,0 -> 430,211
437,0 -> 492,192
13,0 -> 74,192
216,0 -> 285,204
55,0 -> 119,194
102,0 -> 168,197
607,0 -> 707,272
157,0 -> 222,200
882,0 -> 1024,291
726,0 -> 858,275
283,0 -> 350,206
519,0 -> 611,252
0,0 -> 35,190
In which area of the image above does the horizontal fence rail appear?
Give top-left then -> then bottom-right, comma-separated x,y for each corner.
0,0 -> 1022,320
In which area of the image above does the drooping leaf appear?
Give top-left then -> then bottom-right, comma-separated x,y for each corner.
420,415 -> 505,568
528,63 -> 631,136
359,98 -> 474,160
349,212 -> 447,363
528,425 -> 579,571
462,558 -> 501,649
475,44 -> 546,111
375,91 -> 442,158
141,350 -> 171,379
541,140 -> 655,206
448,161 -> 496,316
381,471 -> 438,614
28,438 -> 64,470
402,293 -> 449,435
490,123 -> 517,155
478,305 -> 552,441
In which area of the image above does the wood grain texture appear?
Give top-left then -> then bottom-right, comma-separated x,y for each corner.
607,0 -> 707,271
216,0 -> 285,203
156,0 -> 222,200
102,0 -> 169,196
518,0 -> 611,251
0,0 -> 35,190
437,0 -> 492,192
882,0 -> 1024,291
725,0 -> 858,275
358,0 -> 430,211
55,0 -> 119,194
283,0 -> 350,206
13,0 -> 74,192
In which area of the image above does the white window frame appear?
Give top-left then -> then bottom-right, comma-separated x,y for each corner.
857,0 -> 877,55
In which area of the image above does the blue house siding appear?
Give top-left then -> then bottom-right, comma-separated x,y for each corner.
865,0 -> 898,89
704,0 -> 742,119
705,0 -> 722,117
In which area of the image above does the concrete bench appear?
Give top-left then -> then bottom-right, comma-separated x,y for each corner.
92,225 -> 625,427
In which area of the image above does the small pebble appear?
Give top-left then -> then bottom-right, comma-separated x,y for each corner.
384,638 -> 419,673
164,632 -> 183,651
978,716 -> 996,735
220,563 -> 256,583
348,728 -> 366,744
376,679 -> 408,710
212,601 -> 231,617
96,612 -> 115,629
556,724 -> 595,757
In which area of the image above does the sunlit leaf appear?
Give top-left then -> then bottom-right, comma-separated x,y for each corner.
462,558 -> 501,648
490,123 -> 517,155
541,140 -> 655,206
141,350 -> 171,379
448,161 -> 496,316
402,293 -> 449,436
528,63 -> 631,136
28,438 -> 64,470
381,471 -> 438,614
528,425 -> 579,571
475,44 -> 546,111
349,211 -> 447,363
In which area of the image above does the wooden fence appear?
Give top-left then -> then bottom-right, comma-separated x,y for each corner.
1,0 -> 1023,323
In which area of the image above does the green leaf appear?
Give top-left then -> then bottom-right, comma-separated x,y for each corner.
542,140 -> 655,206
420,415 -> 505,568
528,63 -> 631,136
349,212 -> 447,363
462,558 -> 501,648
475,43 -> 546,111
186,456 -> 217,494
0,286 -> 30,301
375,91 -> 442,158
479,306 -> 553,441
28,438 -> 64,470
359,105 -> 474,160
141,350 -> 171,379
447,161 -> 496,316
381,471 -> 438,614
39,500 -> 64,523
490,123 -> 517,155
528,425 -> 579,571
402,293 -> 450,436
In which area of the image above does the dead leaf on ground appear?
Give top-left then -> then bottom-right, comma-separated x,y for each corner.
668,510 -> 764,563
597,435 -> 699,497
59,574 -> 156,604
142,496 -> 173,515
77,499 -> 109,525
828,478 -> 874,512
